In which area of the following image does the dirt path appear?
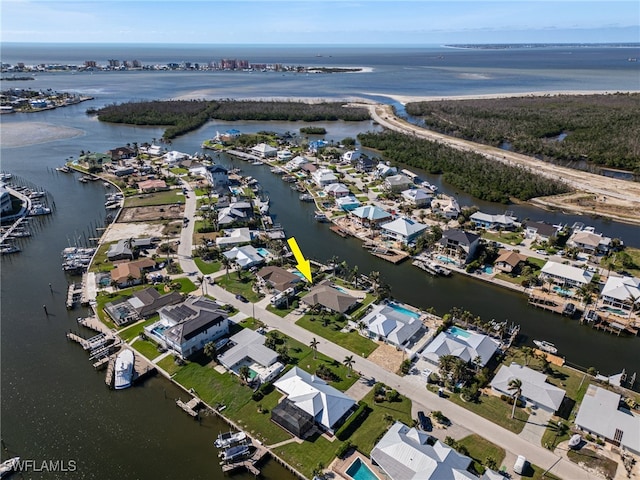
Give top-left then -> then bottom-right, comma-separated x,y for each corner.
360,103 -> 640,226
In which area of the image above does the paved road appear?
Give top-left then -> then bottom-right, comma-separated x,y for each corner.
174,167 -> 598,480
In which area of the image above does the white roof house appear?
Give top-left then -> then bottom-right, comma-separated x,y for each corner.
350,205 -> 392,226
223,245 -> 264,269
285,156 -> 309,171
215,227 -> 255,247
251,143 -> 278,158
385,174 -> 414,192
490,363 -> 565,413
371,421 -> 475,480
431,196 -> 460,219
217,328 -> 284,384
324,183 -> 350,197
163,150 -> 190,166
274,366 -> 355,432
375,163 -> 397,178
401,188 -> 433,207
575,384 -> 640,455
362,303 -> 422,348
312,168 -> 338,187
277,150 -> 293,161
540,261 -> 594,288
600,276 -> 640,312
422,327 -> 499,368
470,211 -> 519,230
335,195 -> 361,211
380,217 -> 428,244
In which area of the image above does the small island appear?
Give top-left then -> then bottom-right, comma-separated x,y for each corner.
0,88 -> 94,114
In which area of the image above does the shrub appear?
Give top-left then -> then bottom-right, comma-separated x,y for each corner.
335,441 -> 353,459
335,401 -> 371,441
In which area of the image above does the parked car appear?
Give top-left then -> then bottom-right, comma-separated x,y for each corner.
514,455 -> 527,475
235,294 -> 248,303
417,411 -> 432,431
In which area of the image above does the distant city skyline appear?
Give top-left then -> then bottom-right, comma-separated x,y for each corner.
2,1 -> 639,45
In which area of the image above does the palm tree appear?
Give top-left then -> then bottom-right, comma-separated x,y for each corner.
343,355 -> 355,377
369,271 -> 380,292
310,337 -> 319,359
203,341 -> 217,362
238,365 -> 250,385
221,256 -> 231,278
198,275 -> 207,296
126,274 -> 135,286
521,346 -> 534,366
124,237 -> 136,259
508,378 -> 523,419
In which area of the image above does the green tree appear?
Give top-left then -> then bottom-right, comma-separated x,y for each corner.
343,355 -> 355,377
508,378 -> 523,419
239,365 -> 251,385
310,337 -> 319,359
203,341 -> 217,361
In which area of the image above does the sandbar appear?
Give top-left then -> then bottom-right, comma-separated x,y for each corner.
0,121 -> 84,148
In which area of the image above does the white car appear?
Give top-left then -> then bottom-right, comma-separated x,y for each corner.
514,455 -> 527,475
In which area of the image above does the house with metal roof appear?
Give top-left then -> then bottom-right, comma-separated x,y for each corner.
380,217 -> 428,245
273,366 -> 355,433
437,229 -> 481,265
540,261 -> 594,288
370,421 -> 476,480
335,195 -> 361,211
146,296 -> 229,358
251,143 -> 278,158
575,384 -> 640,455
401,188 -> 433,207
490,363 -> 565,413
361,303 -> 423,348
301,280 -> 359,314
422,327 -> 499,369
599,275 -> 640,315
311,168 -> 338,187
223,245 -> 264,269
324,183 -> 350,197
349,205 -> 392,228
217,328 -> 284,384
470,211 -> 519,230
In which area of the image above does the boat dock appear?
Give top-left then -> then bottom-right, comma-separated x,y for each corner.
220,441 -> 269,476
413,259 -> 438,275
534,349 -> 565,366
105,347 -> 156,389
330,225 -> 349,237
176,396 -> 202,417
66,283 -> 84,309
527,292 -> 566,315
369,247 -> 409,264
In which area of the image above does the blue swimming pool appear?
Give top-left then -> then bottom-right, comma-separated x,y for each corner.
387,302 -> 420,319
552,285 -> 573,296
346,458 -> 380,480
483,265 -> 493,274
151,325 -> 168,337
448,326 -> 471,338
256,248 -> 270,257
437,255 -> 456,265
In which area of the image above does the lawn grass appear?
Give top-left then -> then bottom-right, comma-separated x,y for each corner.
89,242 -> 117,272
525,463 -> 562,480
132,338 -> 163,360
233,389 -> 292,445
295,314 -> 378,357
349,293 -> 377,320
567,448 -> 618,479
274,434 -> 336,479
481,231 -> 524,246
348,387 -> 413,455
169,277 -> 198,293
118,315 -> 159,342
457,434 -> 506,476
169,167 -> 189,175
215,273 -> 261,302
156,355 -> 184,376
266,301 -> 299,317
123,189 -> 183,207
429,385 -> 529,434
193,257 -> 221,275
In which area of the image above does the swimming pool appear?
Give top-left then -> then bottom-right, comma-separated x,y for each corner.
483,265 -> 493,274
552,285 -> 573,296
346,458 -> 380,480
448,326 -> 471,339
436,255 -> 456,265
256,248 -> 270,257
151,325 -> 168,337
387,302 -> 420,319
604,306 -> 628,316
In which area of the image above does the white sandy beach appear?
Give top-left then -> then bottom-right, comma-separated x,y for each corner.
0,121 -> 85,148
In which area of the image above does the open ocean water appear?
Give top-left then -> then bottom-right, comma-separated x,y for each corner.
1,44 -> 639,479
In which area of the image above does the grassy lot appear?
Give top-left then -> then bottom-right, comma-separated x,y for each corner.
524,463 -> 561,480
274,434 -> 336,479
89,242 -> 118,272
295,314 -> 378,357
169,167 -> 189,175
215,273 -> 261,302
429,385 -> 529,434
156,355 -> 183,376
193,257 -> 221,275
124,190 -> 183,207
132,338 -> 163,360
266,301 -> 299,317
457,434 -> 506,475
233,388 -> 292,445
170,277 -> 198,293
567,448 -> 618,479
482,231 -> 524,246
526,257 -> 547,269
118,315 -> 159,342
349,293 -> 377,320
601,246 -> 640,277
541,419 -> 572,450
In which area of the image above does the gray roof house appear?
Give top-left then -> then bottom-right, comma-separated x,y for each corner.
540,261 -> 594,288
575,384 -> 640,455
301,280 -> 359,314
223,245 -> 264,269
524,221 -> 559,242
422,327 -> 499,369
217,328 -> 284,384
384,174 -> 414,192
127,287 -> 183,318
371,421 -> 476,480
401,188 -> 433,207
380,217 -> 428,245
490,363 -> 565,413
362,303 -> 423,348
438,229 -> 481,265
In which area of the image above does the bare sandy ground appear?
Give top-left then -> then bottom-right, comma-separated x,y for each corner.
0,121 -> 85,148
362,102 -> 640,226
101,222 -> 166,244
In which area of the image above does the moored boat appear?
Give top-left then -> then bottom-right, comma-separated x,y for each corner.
533,340 -> 558,354
114,349 -> 135,390
219,444 -> 250,462
214,430 -> 247,449
314,211 -> 328,222
0,456 -> 20,477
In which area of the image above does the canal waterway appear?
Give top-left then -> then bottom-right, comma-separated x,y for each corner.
2,44 -> 640,478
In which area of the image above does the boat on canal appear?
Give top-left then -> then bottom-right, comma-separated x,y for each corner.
114,349 -> 135,390
533,340 -> 558,354
214,430 -> 247,449
0,456 -> 20,478
219,444 -> 250,462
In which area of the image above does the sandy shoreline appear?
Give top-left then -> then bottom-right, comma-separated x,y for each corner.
0,121 -> 85,148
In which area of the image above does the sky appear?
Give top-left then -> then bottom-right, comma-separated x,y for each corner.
1,0 -> 639,45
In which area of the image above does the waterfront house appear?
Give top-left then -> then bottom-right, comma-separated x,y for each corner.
437,229 -> 481,264
137,179 -> 168,193
335,195 -> 361,211
285,155 -> 309,171
126,287 -> 183,318
308,140 -> 328,154
599,275 -> 640,315
251,143 -> 278,158
540,261 -> 594,288
384,174 -> 413,193
524,221 -> 559,243
430,196 -> 460,219
341,150 -> 361,163
575,384 -> 640,455
146,296 -> 229,358
215,227 -> 255,248
312,168 -> 338,187
205,164 -> 229,187
355,156 -> 376,173
107,146 -> 135,161
422,327 -> 499,369
300,163 -> 317,174
217,201 -> 253,226
567,227 -> 613,255
494,249 -> 528,274
349,205 -> 392,228
469,211 -> 519,230
107,240 -> 134,261
222,245 -> 264,269
490,363 -> 565,413
324,182 -> 350,198
370,421 -> 476,480
301,280 -> 359,314
163,150 -> 190,166
271,399 -> 316,438
401,188 -> 433,207
380,217 -> 428,245
113,166 -> 135,177
217,328 -> 284,384
277,150 -> 293,161
375,162 -> 397,178
140,144 -> 163,156
273,366 -> 355,434
110,258 -> 156,287
80,152 -> 112,167
361,302 -> 423,348
256,266 -> 302,294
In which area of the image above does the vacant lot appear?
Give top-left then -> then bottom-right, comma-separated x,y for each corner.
118,204 -> 183,223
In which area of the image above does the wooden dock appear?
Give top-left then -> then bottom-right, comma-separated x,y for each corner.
77,316 -> 113,335
370,248 -> 409,264
528,293 -> 564,314
176,397 -> 202,417
330,225 -> 349,237
220,442 -> 269,476
104,347 -> 156,389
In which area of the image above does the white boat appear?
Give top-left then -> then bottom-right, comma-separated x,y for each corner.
533,340 -> 558,355
0,457 -> 20,478
314,211 -> 328,222
214,430 -> 247,448
219,444 -> 250,462
114,349 -> 135,390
